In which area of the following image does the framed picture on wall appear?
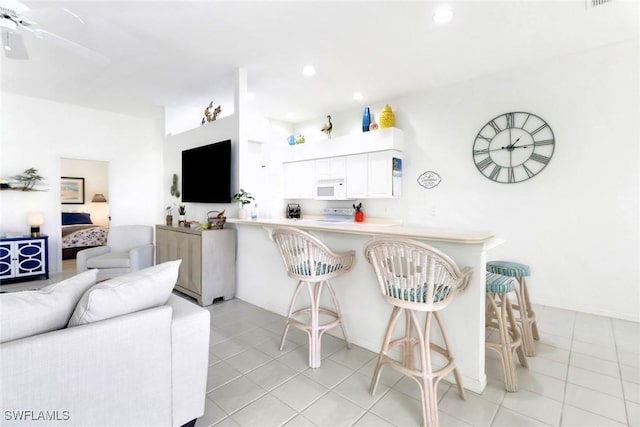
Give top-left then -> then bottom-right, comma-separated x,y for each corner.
61,177 -> 85,204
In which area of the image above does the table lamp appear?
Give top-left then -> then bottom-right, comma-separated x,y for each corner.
91,193 -> 107,203
27,212 -> 44,237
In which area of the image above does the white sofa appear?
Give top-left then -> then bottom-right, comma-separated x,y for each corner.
0,262 -> 210,427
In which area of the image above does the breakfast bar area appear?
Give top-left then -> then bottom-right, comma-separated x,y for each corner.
228,218 -> 501,394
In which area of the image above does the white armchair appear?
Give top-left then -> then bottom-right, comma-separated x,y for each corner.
77,225 -> 154,281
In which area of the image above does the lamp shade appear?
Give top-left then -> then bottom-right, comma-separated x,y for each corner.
91,193 -> 107,203
27,213 -> 44,226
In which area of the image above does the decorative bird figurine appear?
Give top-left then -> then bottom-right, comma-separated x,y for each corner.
321,115 -> 333,138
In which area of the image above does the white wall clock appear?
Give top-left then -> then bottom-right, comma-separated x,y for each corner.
473,112 -> 555,183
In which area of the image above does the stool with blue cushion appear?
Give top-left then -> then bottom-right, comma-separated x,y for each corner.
486,272 -> 528,392
487,261 -> 539,356
365,238 -> 472,426
271,227 -> 355,369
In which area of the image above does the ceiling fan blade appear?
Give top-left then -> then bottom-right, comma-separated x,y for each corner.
19,24 -> 110,66
3,30 -> 28,59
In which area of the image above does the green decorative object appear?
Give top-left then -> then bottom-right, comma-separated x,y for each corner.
472,112 -> 555,183
170,173 -> 181,198
295,135 -> 306,144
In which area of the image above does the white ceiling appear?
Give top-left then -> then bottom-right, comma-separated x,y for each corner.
2,0 -> 638,123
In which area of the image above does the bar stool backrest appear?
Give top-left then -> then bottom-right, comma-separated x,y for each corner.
365,238 -> 471,311
272,227 -> 355,282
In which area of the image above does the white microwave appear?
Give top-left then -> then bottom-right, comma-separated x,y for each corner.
315,179 -> 347,200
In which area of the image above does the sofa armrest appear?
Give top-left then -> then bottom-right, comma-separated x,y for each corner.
130,243 -> 155,270
76,246 -> 110,273
166,294 -> 210,427
1,306 -> 173,427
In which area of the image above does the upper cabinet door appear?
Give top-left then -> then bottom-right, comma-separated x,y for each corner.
283,160 -> 316,199
315,157 -> 346,180
346,154 -> 368,199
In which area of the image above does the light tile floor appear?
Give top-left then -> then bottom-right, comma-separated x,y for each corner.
197,298 -> 640,427
6,267 -> 638,426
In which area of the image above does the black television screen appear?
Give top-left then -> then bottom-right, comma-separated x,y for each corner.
182,140 -> 232,203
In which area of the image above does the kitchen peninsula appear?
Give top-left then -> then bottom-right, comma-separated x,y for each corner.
228,217 -> 501,393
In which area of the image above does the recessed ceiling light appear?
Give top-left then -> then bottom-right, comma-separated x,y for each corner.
353,92 -> 364,101
433,5 -> 453,24
302,65 -> 316,77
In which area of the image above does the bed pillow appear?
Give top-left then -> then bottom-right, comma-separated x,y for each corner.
0,270 -> 99,343
62,212 -> 93,225
68,260 -> 181,327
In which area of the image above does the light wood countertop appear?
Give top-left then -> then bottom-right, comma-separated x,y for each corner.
227,217 -> 495,244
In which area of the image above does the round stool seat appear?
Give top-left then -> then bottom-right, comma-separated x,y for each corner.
487,261 -> 531,277
486,272 -> 518,294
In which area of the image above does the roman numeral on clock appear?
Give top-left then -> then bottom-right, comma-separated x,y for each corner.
489,165 -> 502,181
489,120 -> 501,134
529,153 -> 550,164
476,157 -> 493,171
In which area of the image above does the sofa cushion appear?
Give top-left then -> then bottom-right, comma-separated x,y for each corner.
68,260 -> 181,327
86,252 -> 131,269
0,270 -> 98,343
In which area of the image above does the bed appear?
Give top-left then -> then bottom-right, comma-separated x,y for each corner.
61,212 -> 108,260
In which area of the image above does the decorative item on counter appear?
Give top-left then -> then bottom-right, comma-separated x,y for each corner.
369,113 -> 379,131
295,134 -> 306,144
1,179 -> 10,189
353,203 -> 364,222
233,188 -> 254,219
251,203 -> 259,220
418,171 -> 442,189
177,205 -> 186,226
287,203 -> 301,219
321,114 -> 333,138
379,104 -> 395,128
362,107 -> 371,132
165,206 -> 173,226
287,135 -> 296,145
201,101 -> 222,125
207,210 -> 227,229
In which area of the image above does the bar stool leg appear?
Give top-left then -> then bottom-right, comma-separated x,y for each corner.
512,277 -> 538,356
308,281 -> 323,369
370,305 -> 403,396
434,311 -> 466,400
417,311 -> 438,427
487,292 -> 526,392
325,280 -> 351,348
280,280 -> 305,351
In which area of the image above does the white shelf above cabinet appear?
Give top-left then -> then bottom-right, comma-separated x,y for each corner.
282,127 -> 404,163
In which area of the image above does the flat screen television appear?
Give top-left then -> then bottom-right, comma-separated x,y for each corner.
181,140 -> 232,203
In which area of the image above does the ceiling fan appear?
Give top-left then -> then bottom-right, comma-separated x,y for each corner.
1,0 -> 109,65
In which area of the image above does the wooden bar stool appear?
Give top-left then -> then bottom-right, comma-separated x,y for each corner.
486,261 -> 539,356
364,238 -> 472,427
271,227 -> 355,368
485,272 -> 528,392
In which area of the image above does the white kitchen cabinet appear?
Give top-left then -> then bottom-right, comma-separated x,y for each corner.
315,157 -> 346,180
346,150 -> 402,199
156,225 -> 236,306
283,160 -> 315,199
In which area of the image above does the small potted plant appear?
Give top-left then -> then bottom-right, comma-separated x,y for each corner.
233,189 -> 254,219
178,205 -> 186,226
353,203 -> 364,222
